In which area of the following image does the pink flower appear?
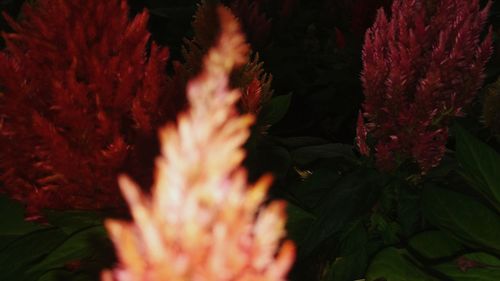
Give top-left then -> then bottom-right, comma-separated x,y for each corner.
358,0 -> 493,173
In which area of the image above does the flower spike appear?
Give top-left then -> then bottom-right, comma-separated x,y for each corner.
102,6 -> 295,281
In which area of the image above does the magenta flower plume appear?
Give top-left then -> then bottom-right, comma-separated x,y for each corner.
358,0 -> 493,172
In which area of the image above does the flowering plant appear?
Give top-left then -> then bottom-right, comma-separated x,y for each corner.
102,6 -> 294,280
357,0 -> 493,172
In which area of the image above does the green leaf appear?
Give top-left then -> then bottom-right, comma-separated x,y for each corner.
259,93 -> 292,125
298,168 -> 384,259
324,221 -> 368,281
253,145 -> 291,181
409,231 -> 464,260
27,225 -> 107,278
326,253 -> 368,281
0,228 -> 67,281
366,248 -> 438,281
0,195 -> 43,236
287,162 -> 343,210
44,210 -> 105,234
271,136 -> 329,149
422,185 -> 500,254
397,186 -> 421,237
37,269 -> 95,281
434,252 -> 500,281
286,203 -> 316,243
370,213 -> 401,245
291,143 -> 356,166
454,123 -> 500,211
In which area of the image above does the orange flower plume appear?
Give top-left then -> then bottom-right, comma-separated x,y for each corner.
102,6 -> 295,281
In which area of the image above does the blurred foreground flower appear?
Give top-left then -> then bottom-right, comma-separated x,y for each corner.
0,0 -> 181,216
357,0 -> 493,172
102,6 -> 294,281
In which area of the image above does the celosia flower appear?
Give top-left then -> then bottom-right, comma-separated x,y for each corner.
0,0 -> 180,216
230,0 -> 272,49
180,1 -> 273,117
101,6 -> 294,281
357,0 -> 493,173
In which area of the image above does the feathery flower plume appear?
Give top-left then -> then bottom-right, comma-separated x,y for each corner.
179,1 -> 273,117
230,0 -> 272,50
357,0 -> 493,172
102,6 -> 295,281
0,0 -> 179,216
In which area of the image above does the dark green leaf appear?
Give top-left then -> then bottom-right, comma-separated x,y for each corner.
287,162 -> 342,210
397,186 -> 421,237
45,210 -> 105,234
286,203 -> 316,243
434,252 -> 500,281
422,186 -> 500,254
0,228 -> 67,281
291,143 -> 356,166
366,248 -> 438,281
0,195 -> 43,236
271,136 -> 329,149
298,168 -> 384,259
454,123 -> 500,211
37,269 -> 95,281
324,221 -> 368,281
259,93 -> 292,125
409,231 -> 463,260
27,225 -> 107,278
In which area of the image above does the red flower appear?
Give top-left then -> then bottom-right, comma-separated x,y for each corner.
358,0 -> 493,173
356,111 -> 369,156
0,0 -> 180,215
178,1 -> 274,125
230,0 -> 272,49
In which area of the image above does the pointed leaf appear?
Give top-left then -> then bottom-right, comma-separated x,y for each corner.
434,252 -> 500,281
409,231 -> 464,260
422,186 -> 500,254
259,93 -> 292,125
367,248 -> 438,281
454,124 -> 500,211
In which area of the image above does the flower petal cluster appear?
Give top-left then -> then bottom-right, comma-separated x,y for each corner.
102,6 -> 294,281
230,0 -> 272,49
180,1 -> 273,117
0,0 -> 179,216
358,0 -> 493,172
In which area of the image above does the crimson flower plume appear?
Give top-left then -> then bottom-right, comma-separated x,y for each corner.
0,0 -> 180,216
357,0 -> 493,172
